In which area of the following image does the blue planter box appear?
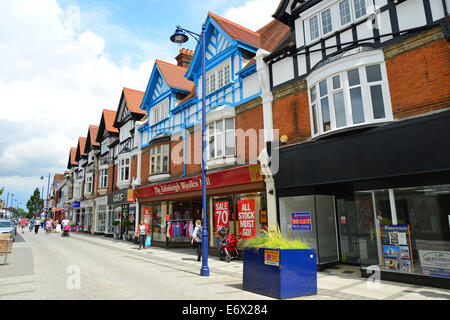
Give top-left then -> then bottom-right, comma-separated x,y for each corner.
243,247 -> 317,299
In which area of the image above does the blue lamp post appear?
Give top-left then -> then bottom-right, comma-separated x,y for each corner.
170,24 -> 209,277
41,173 -> 50,226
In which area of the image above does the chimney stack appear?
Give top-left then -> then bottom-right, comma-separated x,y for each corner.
175,48 -> 194,69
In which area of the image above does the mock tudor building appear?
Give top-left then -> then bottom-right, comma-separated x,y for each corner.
65,147 -> 78,220
135,12 -> 290,248
83,124 -> 100,233
262,0 -> 450,287
95,109 -> 119,236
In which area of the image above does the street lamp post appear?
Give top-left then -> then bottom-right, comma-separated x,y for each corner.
41,174 -> 50,227
170,24 -> 209,277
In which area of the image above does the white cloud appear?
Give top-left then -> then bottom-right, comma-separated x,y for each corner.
0,0 -> 161,206
223,0 -> 279,31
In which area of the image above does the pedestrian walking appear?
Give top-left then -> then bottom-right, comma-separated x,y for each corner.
34,218 -> 41,234
191,220 -> 202,262
135,220 -> 149,250
215,224 -> 229,260
29,218 -> 34,232
21,218 -> 26,234
46,219 -> 52,235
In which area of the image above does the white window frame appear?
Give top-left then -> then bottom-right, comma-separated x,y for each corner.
84,175 -> 93,194
307,50 -> 393,138
150,144 -> 169,175
118,157 -> 130,182
205,63 -> 231,96
207,118 -> 235,160
99,169 -> 108,189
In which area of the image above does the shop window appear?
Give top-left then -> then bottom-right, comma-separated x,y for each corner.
355,185 -> 450,279
96,205 -> 106,232
150,144 -> 169,175
308,63 -> 392,137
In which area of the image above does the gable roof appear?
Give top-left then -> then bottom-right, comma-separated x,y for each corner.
96,109 -> 118,143
123,87 -> 146,115
67,147 -> 78,169
75,137 -> 87,162
257,19 -> 291,52
84,125 -> 100,154
208,12 -> 261,48
156,60 -> 194,92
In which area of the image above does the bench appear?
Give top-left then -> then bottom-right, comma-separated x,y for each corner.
0,234 -> 13,266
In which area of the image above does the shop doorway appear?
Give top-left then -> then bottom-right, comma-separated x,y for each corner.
336,197 -> 361,265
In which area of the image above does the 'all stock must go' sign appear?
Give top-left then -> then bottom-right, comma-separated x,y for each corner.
238,199 -> 256,239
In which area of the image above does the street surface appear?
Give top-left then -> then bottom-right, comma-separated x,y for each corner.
1,229 -> 450,300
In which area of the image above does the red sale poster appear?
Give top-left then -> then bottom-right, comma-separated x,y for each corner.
215,201 -> 229,232
238,199 -> 256,239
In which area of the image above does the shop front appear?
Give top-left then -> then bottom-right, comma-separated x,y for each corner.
80,200 -> 93,233
94,196 -> 107,234
107,189 -> 136,239
136,164 -> 267,250
274,110 -> 450,288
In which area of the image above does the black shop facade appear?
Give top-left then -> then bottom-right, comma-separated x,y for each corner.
107,188 -> 137,239
274,111 -> 450,289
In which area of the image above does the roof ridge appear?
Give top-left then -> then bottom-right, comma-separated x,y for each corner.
123,87 -> 145,94
156,59 -> 188,71
208,11 -> 260,36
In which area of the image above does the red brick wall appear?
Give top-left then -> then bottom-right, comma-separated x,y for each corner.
131,155 -> 138,182
272,85 -> 311,145
386,38 -> 450,119
141,149 -> 149,185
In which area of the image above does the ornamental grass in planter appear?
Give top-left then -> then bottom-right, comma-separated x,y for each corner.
242,225 -> 317,299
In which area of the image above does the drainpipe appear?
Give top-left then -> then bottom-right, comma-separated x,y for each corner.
181,126 -> 187,178
255,48 -> 278,228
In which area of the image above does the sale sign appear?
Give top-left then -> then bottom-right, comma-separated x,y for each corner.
214,201 -> 229,232
238,199 -> 256,239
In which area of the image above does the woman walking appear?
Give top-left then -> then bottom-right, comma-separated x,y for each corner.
34,218 -> 41,234
191,220 -> 202,262
135,220 -> 149,250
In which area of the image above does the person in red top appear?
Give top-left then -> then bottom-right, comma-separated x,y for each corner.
20,218 -> 27,234
135,220 -> 150,250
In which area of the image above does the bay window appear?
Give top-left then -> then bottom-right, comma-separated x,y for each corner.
208,118 -> 235,159
308,61 -> 392,137
150,144 -> 169,175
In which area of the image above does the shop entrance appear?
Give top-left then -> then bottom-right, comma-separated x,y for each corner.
336,197 -> 361,265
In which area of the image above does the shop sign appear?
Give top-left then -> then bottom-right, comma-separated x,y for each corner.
136,164 -> 263,199
264,249 -> 280,266
419,250 -> 450,278
73,201 -> 80,208
127,189 -> 136,202
143,207 -> 151,225
214,201 -> 229,232
291,212 -> 311,231
340,216 -> 346,224
238,199 -> 256,239
108,189 -> 129,205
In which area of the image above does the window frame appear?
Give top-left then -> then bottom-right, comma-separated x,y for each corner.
207,118 -> 235,160
118,157 -> 130,182
149,144 -> 169,175
308,61 -> 392,138
99,168 -> 108,189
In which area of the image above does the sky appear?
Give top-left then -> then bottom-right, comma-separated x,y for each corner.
0,0 -> 280,210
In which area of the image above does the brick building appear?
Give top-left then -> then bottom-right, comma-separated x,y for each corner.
263,0 -> 450,287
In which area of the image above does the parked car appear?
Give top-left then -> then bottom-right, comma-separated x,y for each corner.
9,219 -> 17,235
0,220 -> 16,241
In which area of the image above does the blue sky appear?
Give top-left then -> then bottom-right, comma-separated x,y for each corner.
0,0 -> 279,210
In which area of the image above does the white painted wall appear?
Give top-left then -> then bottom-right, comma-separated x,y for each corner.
397,0 -> 426,31
242,73 -> 260,99
272,57 -> 295,87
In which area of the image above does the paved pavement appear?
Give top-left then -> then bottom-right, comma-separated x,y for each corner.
1,229 -> 449,300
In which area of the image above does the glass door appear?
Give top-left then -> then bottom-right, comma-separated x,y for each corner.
336,198 -> 360,265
